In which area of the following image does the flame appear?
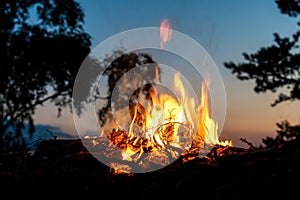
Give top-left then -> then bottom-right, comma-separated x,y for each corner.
160,18 -> 173,49
97,19 -> 232,171
114,72 -> 231,161
198,80 -> 232,147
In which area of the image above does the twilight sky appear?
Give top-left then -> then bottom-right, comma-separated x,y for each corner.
34,0 -> 300,148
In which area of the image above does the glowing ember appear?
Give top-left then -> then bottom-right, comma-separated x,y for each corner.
108,18 -> 231,163
160,18 -> 173,49
106,71 -> 231,163
87,19 -> 232,173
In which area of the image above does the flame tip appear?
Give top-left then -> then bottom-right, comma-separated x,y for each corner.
106,19 -> 232,173
160,18 -> 173,49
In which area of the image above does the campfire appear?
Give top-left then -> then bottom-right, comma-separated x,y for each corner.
82,19 -> 232,174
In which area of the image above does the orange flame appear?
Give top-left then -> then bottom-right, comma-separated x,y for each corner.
101,19 -> 232,167
198,80 -> 232,147
117,72 -> 231,161
160,18 -> 173,49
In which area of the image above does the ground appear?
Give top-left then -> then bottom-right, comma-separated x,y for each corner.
0,139 -> 300,199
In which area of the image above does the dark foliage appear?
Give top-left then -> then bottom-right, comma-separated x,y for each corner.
0,0 -> 91,153
224,0 -> 300,147
97,52 -> 160,127
276,0 -> 300,17
263,120 -> 300,147
224,0 -> 300,107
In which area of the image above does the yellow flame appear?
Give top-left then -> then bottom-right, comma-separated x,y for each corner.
198,81 -> 232,147
114,19 -> 232,161
119,72 -> 231,160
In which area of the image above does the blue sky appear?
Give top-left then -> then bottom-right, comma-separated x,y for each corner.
34,0 -> 300,147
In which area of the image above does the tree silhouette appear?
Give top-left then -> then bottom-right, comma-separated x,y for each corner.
262,120 -> 300,147
0,0 -> 91,153
224,0 -> 300,147
97,51 -> 160,129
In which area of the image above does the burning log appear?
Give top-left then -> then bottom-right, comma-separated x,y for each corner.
83,30 -> 232,172
2,137 -> 300,199
83,74 -> 233,173
82,125 -> 232,174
